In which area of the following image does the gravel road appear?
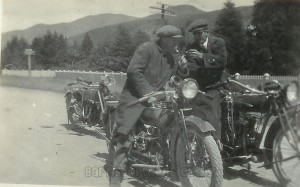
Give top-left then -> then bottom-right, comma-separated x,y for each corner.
0,86 -> 282,187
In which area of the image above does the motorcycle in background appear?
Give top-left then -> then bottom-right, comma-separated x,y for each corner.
104,76 -> 223,187
64,75 -> 118,128
208,78 -> 300,187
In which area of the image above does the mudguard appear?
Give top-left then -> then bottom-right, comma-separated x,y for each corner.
169,115 -> 215,170
184,115 -> 216,132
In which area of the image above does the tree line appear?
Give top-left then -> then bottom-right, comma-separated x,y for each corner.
2,0 -> 300,75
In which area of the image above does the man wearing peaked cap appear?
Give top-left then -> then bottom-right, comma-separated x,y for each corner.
187,19 -> 208,33
185,18 -> 228,144
106,24 -> 188,187
156,25 -> 183,38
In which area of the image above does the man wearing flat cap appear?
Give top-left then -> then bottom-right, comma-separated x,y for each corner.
185,19 -> 227,143
107,25 -> 188,187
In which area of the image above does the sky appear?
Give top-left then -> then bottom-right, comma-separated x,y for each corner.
1,0 -> 255,33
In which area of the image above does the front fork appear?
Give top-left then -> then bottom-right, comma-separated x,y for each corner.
177,107 -> 194,162
275,101 -> 300,156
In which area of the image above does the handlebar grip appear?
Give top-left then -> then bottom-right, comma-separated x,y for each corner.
206,80 -> 229,90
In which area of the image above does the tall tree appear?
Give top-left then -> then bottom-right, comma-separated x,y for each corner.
31,31 -> 68,69
109,25 -> 135,71
81,33 -> 94,56
214,0 -> 245,73
248,0 -> 300,75
133,29 -> 150,47
1,36 -> 29,69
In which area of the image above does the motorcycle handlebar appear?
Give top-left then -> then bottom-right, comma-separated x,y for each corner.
76,77 -> 92,85
206,79 -> 267,95
126,91 -> 175,107
228,79 -> 267,95
206,80 -> 230,90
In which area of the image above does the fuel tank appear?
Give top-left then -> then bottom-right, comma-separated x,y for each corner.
140,107 -> 174,128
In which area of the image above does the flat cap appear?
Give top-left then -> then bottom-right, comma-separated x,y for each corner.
156,25 -> 182,38
187,19 -> 208,33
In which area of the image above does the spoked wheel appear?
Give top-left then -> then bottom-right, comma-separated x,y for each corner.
272,113 -> 300,187
176,126 -> 223,187
67,101 -> 82,125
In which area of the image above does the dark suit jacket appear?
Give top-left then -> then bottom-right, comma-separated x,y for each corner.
187,35 -> 227,90
116,41 -> 187,135
186,35 -> 227,139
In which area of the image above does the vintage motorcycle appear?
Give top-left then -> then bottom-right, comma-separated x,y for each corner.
208,78 -> 300,187
65,75 -> 117,127
104,76 -> 223,187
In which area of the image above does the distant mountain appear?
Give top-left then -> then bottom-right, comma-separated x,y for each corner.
68,6 -> 253,46
1,5 -> 253,49
1,13 -> 137,48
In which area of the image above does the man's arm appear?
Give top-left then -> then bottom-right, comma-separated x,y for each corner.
127,43 -> 154,97
203,38 -> 227,68
186,37 -> 227,69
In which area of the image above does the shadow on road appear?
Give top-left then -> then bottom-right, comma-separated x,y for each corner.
224,167 -> 281,187
60,123 -> 106,140
126,171 -> 180,187
92,151 -> 180,187
92,152 -> 110,163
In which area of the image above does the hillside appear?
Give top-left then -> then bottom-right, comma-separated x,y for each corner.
1,14 -> 137,48
68,6 -> 253,46
1,5 -> 253,49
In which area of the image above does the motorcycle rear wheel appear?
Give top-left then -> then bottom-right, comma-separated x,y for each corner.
176,126 -> 223,187
272,122 -> 300,187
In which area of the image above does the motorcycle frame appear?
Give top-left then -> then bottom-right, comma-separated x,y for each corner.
221,83 -> 300,167
65,80 -> 110,125
126,93 -> 216,171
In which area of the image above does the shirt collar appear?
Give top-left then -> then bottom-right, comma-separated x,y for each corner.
203,36 -> 208,49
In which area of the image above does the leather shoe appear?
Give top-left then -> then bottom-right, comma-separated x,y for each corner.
110,169 -> 123,187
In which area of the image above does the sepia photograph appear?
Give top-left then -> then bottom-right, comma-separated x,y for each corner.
1,0 -> 300,187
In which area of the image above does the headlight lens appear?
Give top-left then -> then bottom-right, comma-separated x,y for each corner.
181,79 -> 199,99
286,81 -> 299,103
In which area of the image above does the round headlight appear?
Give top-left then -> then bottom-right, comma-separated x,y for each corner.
181,79 -> 199,99
285,81 -> 299,103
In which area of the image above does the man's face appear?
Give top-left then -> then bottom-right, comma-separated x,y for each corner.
161,37 -> 180,53
193,31 -> 207,44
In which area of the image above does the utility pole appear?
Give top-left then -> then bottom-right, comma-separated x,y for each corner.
149,2 -> 176,20
24,49 -> 35,77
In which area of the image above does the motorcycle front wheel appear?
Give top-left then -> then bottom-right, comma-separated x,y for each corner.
176,126 -> 223,187
272,116 -> 300,187
66,96 -> 82,125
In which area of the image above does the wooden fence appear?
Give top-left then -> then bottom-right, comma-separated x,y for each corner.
236,75 -> 300,87
2,69 -> 300,88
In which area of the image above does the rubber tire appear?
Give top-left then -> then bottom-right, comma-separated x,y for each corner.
272,128 -> 300,187
176,126 -> 223,187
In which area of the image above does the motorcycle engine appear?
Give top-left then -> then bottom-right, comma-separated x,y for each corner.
133,124 -> 159,153
237,114 -> 261,146
132,123 -> 173,168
